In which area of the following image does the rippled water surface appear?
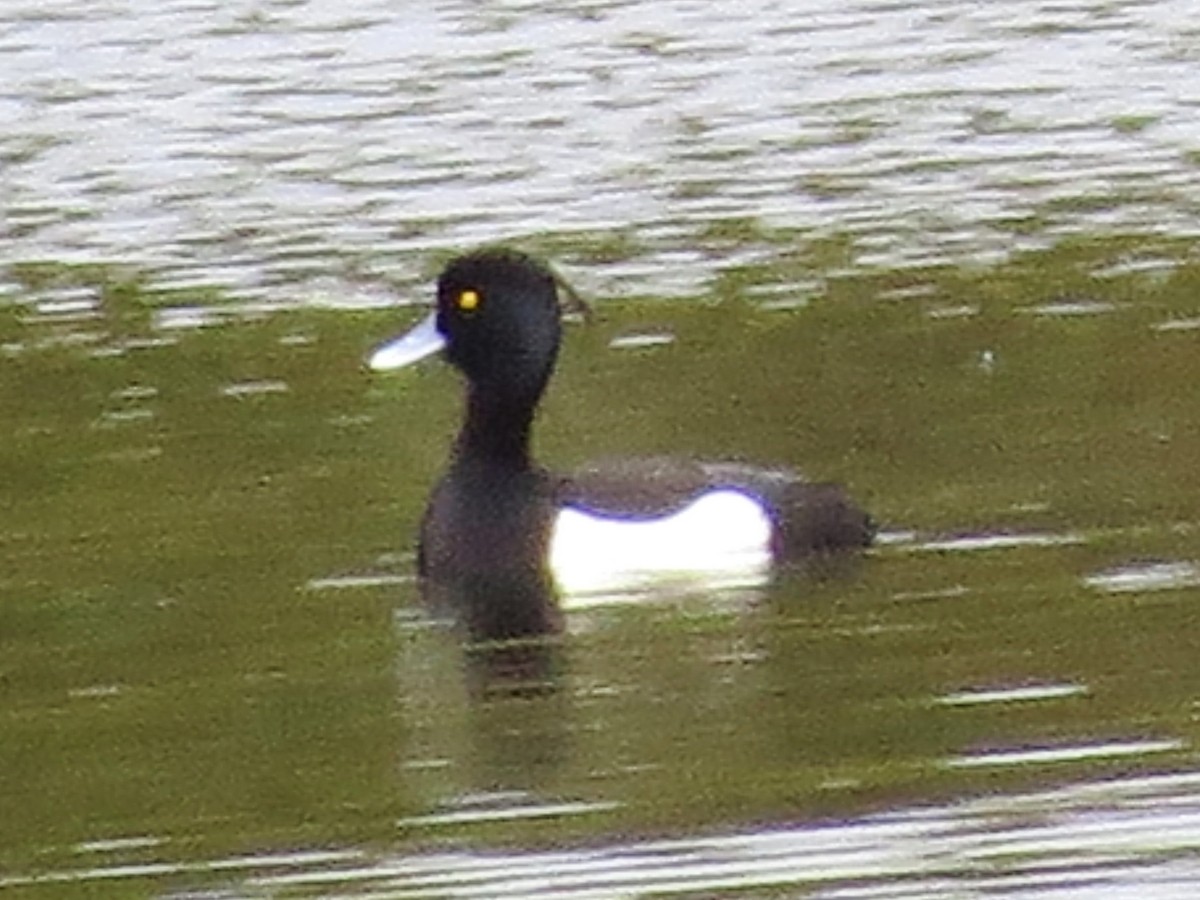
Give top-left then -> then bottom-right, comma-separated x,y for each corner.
4,1 -> 1200,898
3,0 -> 1200,300
6,240 -> 1200,896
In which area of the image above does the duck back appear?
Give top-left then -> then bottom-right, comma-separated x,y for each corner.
561,457 -> 874,561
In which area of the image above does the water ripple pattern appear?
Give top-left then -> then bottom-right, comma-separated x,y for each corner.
2,0 -> 1199,300
6,772 -> 1200,898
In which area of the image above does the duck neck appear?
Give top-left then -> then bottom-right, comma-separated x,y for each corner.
455,385 -> 538,468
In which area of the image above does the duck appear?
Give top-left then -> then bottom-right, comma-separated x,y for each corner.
369,248 -> 872,641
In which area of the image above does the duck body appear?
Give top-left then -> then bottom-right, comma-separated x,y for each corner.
551,457 -> 869,599
370,248 -> 872,641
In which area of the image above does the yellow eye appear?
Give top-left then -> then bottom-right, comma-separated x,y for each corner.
458,289 -> 480,312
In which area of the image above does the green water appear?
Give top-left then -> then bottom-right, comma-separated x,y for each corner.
2,234 -> 1200,895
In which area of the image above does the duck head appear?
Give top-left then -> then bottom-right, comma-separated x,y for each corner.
370,248 -> 562,410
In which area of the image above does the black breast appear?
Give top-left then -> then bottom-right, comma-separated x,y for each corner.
419,461 -> 561,641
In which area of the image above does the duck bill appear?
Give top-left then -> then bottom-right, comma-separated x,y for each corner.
368,312 -> 446,371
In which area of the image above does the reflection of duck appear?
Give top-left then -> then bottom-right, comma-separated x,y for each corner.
370,248 -> 872,641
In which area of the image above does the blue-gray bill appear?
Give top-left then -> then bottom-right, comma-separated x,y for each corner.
368,312 -> 445,371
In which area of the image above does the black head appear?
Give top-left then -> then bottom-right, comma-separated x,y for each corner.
434,249 -> 562,403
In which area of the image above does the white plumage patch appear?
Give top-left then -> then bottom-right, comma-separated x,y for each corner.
548,489 -> 773,603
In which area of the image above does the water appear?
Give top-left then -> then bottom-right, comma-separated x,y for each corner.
3,0 -> 1200,302
3,0 -> 1200,897
4,246 -> 1200,895
6,773 -> 1200,896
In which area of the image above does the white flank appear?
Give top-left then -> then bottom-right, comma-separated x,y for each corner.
549,489 -> 773,601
